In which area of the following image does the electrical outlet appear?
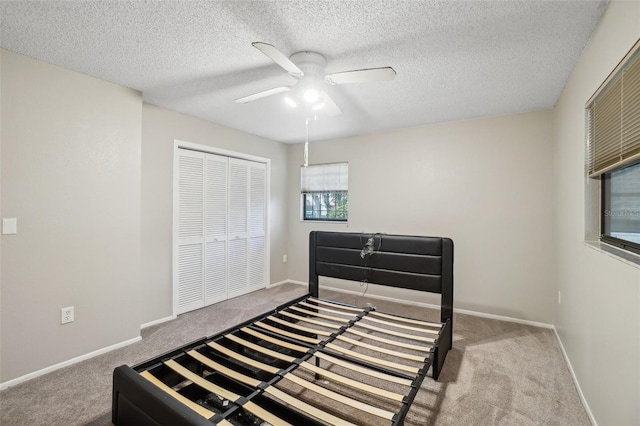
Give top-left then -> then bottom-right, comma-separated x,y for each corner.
61,306 -> 74,324
283,254 -> 288,263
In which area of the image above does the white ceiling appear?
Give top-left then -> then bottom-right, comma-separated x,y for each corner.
0,1 -> 607,143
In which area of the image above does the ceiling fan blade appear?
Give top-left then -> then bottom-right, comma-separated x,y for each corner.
318,91 -> 342,116
325,67 -> 396,85
252,42 -> 304,79
235,86 -> 291,104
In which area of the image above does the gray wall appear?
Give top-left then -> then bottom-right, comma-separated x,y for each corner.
553,1 -> 640,425
140,104 -> 289,326
1,50 -> 142,382
287,110 -> 555,324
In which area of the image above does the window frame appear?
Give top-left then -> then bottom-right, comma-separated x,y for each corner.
299,162 -> 349,223
600,162 -> 640,256
301,191 -> 349,222
586,39 -> 640,258
585,39 -> 640,177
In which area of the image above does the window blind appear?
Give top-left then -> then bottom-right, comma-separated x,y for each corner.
301,163 -> 348,193
587,39 -> 640,177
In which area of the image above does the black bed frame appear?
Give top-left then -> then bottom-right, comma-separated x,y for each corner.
112,231 -> 454,426
308,231 -> 454,380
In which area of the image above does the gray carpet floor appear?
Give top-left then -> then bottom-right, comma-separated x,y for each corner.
0,283 -> 589,425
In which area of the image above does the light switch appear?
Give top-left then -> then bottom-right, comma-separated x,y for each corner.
2,218 -> 17,235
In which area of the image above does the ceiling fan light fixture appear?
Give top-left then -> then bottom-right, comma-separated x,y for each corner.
238,42 -> 393,119
284,96 -> 298,108
303,88 -> 319,103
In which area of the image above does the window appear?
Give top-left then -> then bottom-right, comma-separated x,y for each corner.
602,162 -> 640,254
300,163 -> 348,221
586,38 -> 640,256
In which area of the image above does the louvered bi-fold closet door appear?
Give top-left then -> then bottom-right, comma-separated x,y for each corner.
175,149 -> 267,314
227,158 -> 249,298
204,154 -> 228,305
176,149 -> 205,314
248,162 -> 266,290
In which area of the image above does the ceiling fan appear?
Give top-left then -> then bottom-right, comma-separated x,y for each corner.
235,42 -> 396,116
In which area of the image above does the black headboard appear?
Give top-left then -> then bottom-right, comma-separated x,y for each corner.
308,231 -> 454,326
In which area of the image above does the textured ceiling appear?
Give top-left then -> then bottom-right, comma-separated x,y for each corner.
0,1 -> 607,143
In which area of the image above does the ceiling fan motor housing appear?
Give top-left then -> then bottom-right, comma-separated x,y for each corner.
289,51 -> 327,78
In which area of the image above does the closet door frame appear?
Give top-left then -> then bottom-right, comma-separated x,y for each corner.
172,140 -> 270,317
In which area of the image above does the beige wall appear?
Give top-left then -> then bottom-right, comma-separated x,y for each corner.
553,1 -> 640,425
0,50 -> 290,383
0,50 -> 142,382
2,8 -> 638,423
3,45 -> 556,382
0,41 -> 3,378
140,104 -> 289,325
287,110 -> 555,323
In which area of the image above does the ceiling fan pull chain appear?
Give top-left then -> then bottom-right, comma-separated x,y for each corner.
304,117 -> 309,167
303,115 -> 317,167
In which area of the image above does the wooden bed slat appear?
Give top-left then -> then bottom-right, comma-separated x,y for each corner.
288,305 -> 350,323
299,361 -> 404,402
267,312 -> 331,337
225,333 -> 296,363
240,327 -> 310,354
278,311 -> 341,336
265,387 -> 357,426
315,352 -> 412,386
139,371 -> 215,419
368,310 -> 443,328
207,342 -> 280,374
354,321 -> 435,343
165,360 -> 241,401
254,321 -> 321,344
187,350 -> 261,388
283,373 -> 395,420
336,335 -> 427,362
361,315 -> 440,334
345,328 -> 432,352
165,360 -> 291,426
189,348 -> 375,426
324,344 -> 420,374
240,401 -> 291,426
298,300 -> 359,317
307,297 -> 363,313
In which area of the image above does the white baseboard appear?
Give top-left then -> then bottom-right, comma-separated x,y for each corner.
319,285 -> 442,310
453,306 -> 554,329
320,284 -> 554,329
0,335 -> 141,391
553,327 -> 597,425
144,281 -> 302,328
285,280 -> 307,287
141,315 -> 176,330
282,279 -> 554,328
268,280 -> 295,288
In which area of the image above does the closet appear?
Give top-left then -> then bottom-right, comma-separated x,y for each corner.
174,148 -> 267,315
